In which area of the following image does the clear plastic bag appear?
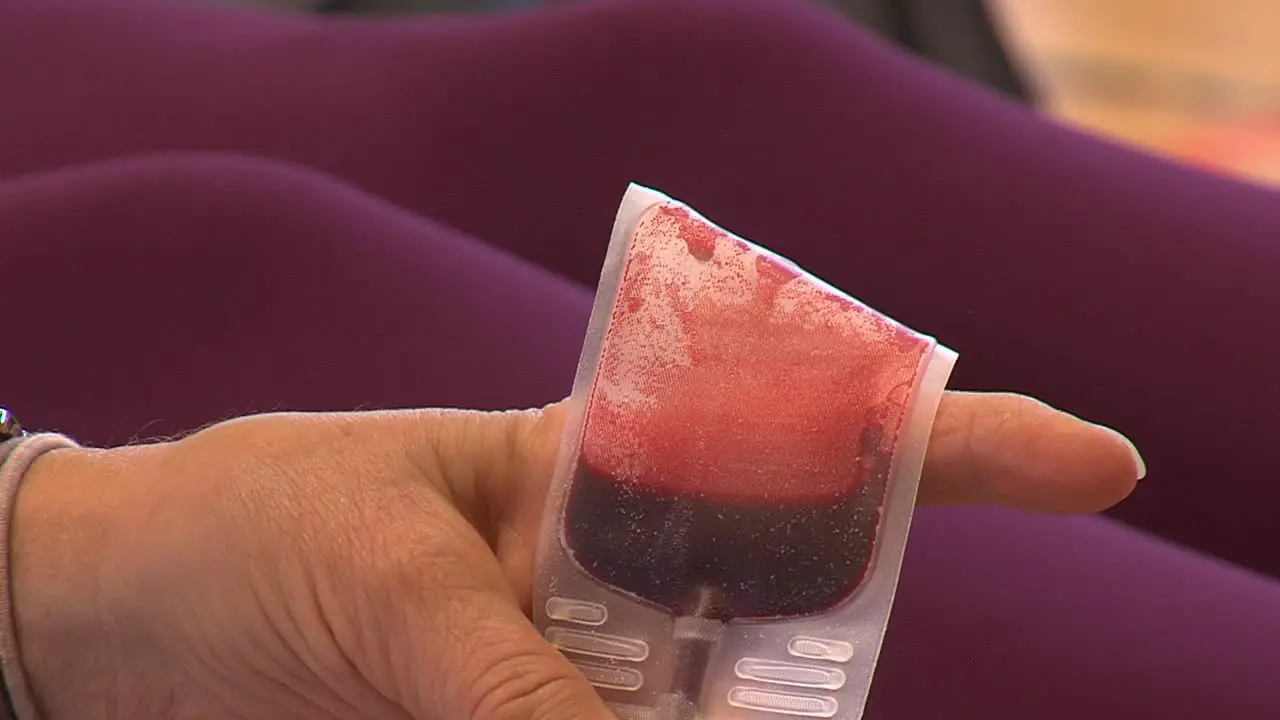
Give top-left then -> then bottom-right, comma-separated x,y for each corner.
533,185 -> 957,720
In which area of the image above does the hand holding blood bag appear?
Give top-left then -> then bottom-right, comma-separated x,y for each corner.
533,186 -> 956,720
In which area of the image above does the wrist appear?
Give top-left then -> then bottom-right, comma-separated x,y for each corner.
8,446 -> 127,718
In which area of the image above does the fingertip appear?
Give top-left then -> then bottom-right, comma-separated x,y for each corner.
1035,414 -> 1141,514
1108,426 -> 1147,481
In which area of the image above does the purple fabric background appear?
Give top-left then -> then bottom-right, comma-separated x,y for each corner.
2,1 -> 1279,717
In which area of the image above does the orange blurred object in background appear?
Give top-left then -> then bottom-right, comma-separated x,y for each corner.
991,0 -> 1280,187
1176,117 -> 1280,185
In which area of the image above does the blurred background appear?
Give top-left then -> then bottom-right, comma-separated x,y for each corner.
221,0 -> 1280,188
992,0 -> 1280,186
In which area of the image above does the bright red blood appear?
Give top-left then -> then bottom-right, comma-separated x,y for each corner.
578,203 -> 930,506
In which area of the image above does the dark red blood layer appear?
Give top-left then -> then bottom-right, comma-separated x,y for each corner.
563,452 -> 889,620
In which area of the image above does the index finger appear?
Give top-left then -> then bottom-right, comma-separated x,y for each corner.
919,391 -> 1145,513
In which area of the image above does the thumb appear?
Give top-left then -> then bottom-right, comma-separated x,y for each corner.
393,404 -> 568,602
425,579 -> 615,720
377,409 -> 609,720
401,404 -> 567,530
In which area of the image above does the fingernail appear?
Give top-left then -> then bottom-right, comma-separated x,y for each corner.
1109,429 -> 1147,480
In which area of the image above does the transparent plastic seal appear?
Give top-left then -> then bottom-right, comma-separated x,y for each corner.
533,184 -> 958,720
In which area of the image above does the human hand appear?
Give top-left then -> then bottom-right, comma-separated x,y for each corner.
10,392 -> 1142,720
